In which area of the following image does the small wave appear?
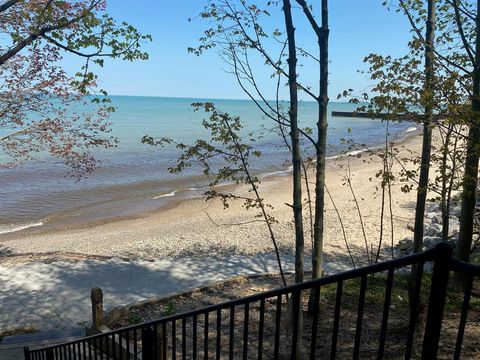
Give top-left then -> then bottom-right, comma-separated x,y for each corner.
404,127 -> 417,133
327,148 -> 370,160
152,191 -> 177,199
260,169 -> 290,179
0,221 -> 43,235
346,149 -> 365,156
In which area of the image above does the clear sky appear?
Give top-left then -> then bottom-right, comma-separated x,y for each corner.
63,1 -> 414,101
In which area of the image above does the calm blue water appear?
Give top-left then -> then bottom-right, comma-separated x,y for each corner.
0,96 -> 416,233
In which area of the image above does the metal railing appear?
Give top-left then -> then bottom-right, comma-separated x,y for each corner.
24,243 -> 480,359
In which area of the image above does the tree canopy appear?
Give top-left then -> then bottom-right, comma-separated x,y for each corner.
0,0 -> 151,177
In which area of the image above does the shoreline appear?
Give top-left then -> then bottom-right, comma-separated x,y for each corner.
0,126 -> 420,240
0,127 -> 423,263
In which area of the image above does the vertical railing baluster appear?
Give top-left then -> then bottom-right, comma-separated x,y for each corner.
193,315 -> 198,360
353,275 -> 367,360
153,324 -> 159,360
126,330 -> 130,360
377,268 -> 395,360
421,242 -> 452,360
290,290 -> 302,360
274,295 -> 282,360
216,309 -> 221,360
330,280 -> 343,360
405,261 -> 424,360
142,326 -> 155,360
162,322 -> 168,360
88,338 -> 92,360
229,306 -> 235,360
454,273 -> 474,360
133,328 -> 138,359
258,299 -> 265,360
204,312 -> 209,360
182,318 -> 187,360
112,333 -> 116,360
243,303 -> 250,360
172,320 -> 177,360
94,336 -> 98,360
309,286 -> 321,360
105,331 -> 109,360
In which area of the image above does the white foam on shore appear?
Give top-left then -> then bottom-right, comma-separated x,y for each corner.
260,169 -> 291,179
0,221 -> 43,235
345,149 -> 364,156
327,147 -> 372,160
404,126 -> 417,133
152,191 -> 177,199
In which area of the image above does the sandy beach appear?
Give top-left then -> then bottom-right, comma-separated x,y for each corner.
0,130 -> 423,266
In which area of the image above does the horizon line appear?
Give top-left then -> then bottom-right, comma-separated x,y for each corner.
104,94 -> 354,103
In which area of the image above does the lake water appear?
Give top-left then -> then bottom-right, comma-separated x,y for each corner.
0,96 -> 416,234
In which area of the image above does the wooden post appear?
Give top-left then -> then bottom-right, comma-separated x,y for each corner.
91,287 -> 105,330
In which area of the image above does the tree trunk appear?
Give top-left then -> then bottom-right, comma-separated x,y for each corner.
456,0 -> 480,288
282,0 -> 304,286
413,0 -> 436,254
440,125 -> 453,241
282,1 -> 304,357
312,0 -> 329,281
409,0 -> 435,319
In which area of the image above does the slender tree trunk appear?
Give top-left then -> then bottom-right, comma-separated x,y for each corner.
282,0 -> 304,286
440,125 -> 453,241
456,0 -> 480,288
312,0 -> 329,281
446,126 -> 461,241
282,2 -> 305,357
409,0 -> 435,320
376,120 -> 390,263
413,0 -> 436,254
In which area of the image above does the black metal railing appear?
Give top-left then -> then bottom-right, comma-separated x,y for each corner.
24,243 -> 480,359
